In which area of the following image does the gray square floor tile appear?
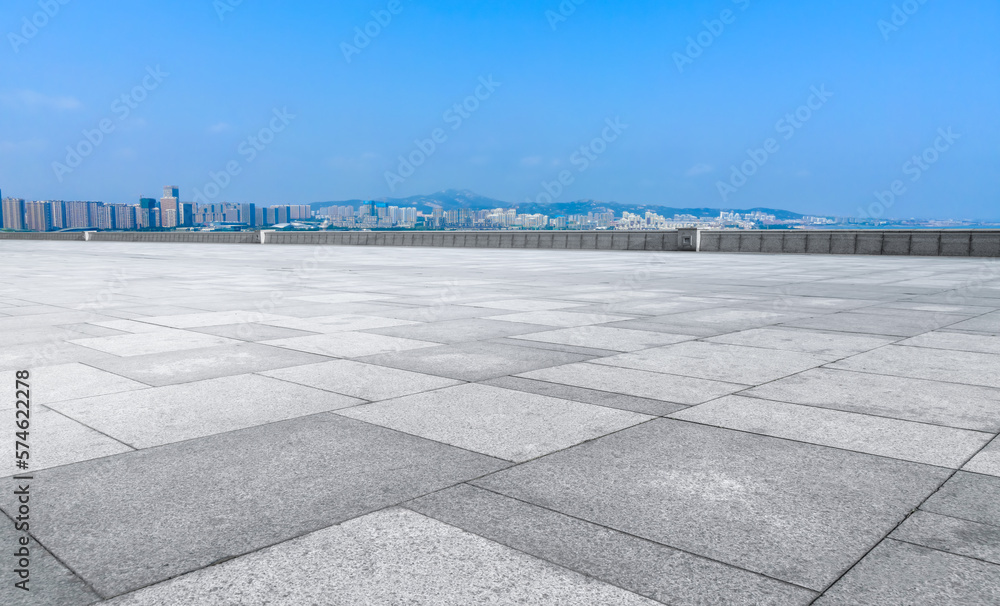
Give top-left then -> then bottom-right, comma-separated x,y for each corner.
408,484 -> 817,605
49,374 -> 363,448
364,318 -> 546,344
921,471 -> 1000,526
944,311 -> 1000,334
338,383 -> 651,462
593,341 -> 829,385
262,314 -> 419,333
899,330 -> 1000,354
0,522 -> 99,606
744,368 -> 1000,432
189,322 -> 319,342
511,326 -> 695,352
963,437 -> 1000,477
466,298 -> 588,311
85,343 -> 331,386
261,359 -> 461,401
489,310 -> 635,327
0,414 -> 507,598
483,376 -> 687,416
519,362 -> 746,404
891,510 -> 1000,565
140,310 -> 293,329
474,419 -> 950,590
263,331 -> 439,358
100,508 -> 658,606
706,328 -> 896,360
813,540 -> 1000,605
829,345 -> 1000,389
2,406 -> 132,475
0,363 -> 148,405
357,341 -> 592,382
670,396 -> 992,468
780,311 -> 968,337
70,329 -> 240,357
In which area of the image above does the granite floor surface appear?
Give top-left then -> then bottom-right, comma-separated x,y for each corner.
1,241 -> 999,605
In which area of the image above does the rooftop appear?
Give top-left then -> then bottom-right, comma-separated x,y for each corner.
2,241 -> 999,605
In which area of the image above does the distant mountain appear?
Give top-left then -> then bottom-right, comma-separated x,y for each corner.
308,189 -> 808,220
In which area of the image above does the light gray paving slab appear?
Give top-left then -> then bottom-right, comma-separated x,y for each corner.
188,322 -> 320,342
87,319 -> 172,334
358,341 -> 592,382
829,345 -> 1000,389
706,327 -> 896,360
338,383 -> 651,462
0,414 -> 507,598
489,310 -> 635,327
261,313 -> 419,333
290,292 -> 398,303
2,406 -> 132,475
511,326 -> 695,352
261,359 -> 461,401
474,419 -> 950,590
363,304 -> 511,321
780,311 -> 969,337
364,317 -> 547,344
69,329 -> 240,357
519,362 -> 746,404
408,484 -> 817,605
670,396 -> 992,468
744,368 -> 1000,432
85,342 -> 331,386
921,471 -> 1000,527
813,540 -> 1000,605
0,520 -> 100,606
899,330 -> 1000,354
482,376 -> 688,416
0,363 -> 147,405
466,298 -> 588,311
49,374 -> 363,448
891,510 -> 1000,565
593,341 -> 829,385
138,310 -> 293,329
263,331 -> 439,358
104,508 -> 658,606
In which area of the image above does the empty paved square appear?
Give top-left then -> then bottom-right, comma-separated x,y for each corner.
1,241 -> 998,604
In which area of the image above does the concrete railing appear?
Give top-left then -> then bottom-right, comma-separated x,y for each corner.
1,229 -> 998,257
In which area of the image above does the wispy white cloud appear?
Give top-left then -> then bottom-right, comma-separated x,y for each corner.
0,90 -> 81,111
685,163 -> 714,177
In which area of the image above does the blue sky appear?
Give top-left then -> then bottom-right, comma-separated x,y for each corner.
1,0 -> 997,219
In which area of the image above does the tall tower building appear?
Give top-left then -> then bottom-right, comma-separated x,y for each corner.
161,186 -> 179,228
24,201 -> 53,232
139,198 -> 159,229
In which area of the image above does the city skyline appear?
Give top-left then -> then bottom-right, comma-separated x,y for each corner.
1,1 -> 997,220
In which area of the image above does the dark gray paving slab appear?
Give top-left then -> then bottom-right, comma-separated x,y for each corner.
84,342 -> 331,386
829,345 -> 1000,389
363,317 -> 546,344
357,341 -> 592,382
101,508 -> 658,606
670,395 -> 992,468
408,484 -> 817,605
0,517 -> 100,606
921,471 -> 1000,527
0,413 -> 507,598
474,419 -> 950,590
744,368 -> 1000,432
891,510 -> 1000,565
482,376 -> 687,416
944,310 -> 1000,335
813,539 -> 1000,605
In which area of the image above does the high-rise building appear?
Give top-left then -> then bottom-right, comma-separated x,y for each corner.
240,203 -> 256,226
65,201 -> 92,228
110,204 -> 137,230
138,198 -> 159,229
1,198 -> 25,230
48,201 -> 67,229
24,201 -> 53,232
161,186 -> 179,228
